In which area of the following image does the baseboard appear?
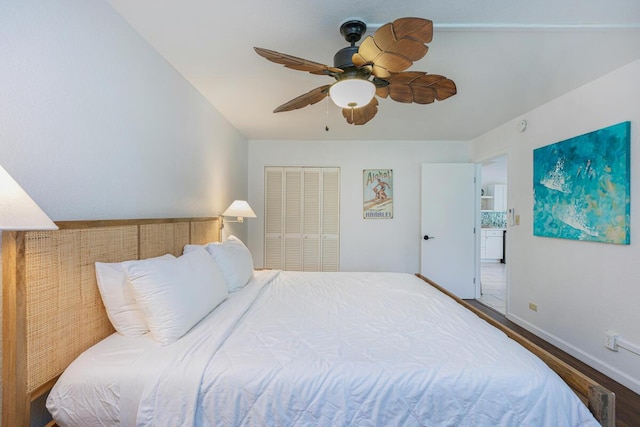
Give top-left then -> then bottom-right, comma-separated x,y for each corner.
506,311 -> 640,395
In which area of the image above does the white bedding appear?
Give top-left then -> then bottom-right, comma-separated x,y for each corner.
48,270 -> 599,426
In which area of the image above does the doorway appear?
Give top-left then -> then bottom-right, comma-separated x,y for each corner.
478,155 -> 507,314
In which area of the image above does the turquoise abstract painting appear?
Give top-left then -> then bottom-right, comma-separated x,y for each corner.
533,121 -> 630,244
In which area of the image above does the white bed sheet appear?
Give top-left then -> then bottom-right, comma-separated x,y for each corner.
48,271 -> 599,427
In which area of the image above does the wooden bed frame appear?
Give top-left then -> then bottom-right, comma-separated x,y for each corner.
2,217 -> 221,426
2,217 -> 613,426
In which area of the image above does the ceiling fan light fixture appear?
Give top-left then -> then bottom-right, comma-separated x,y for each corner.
256,17 -> 455,125
329,79 -> 375,109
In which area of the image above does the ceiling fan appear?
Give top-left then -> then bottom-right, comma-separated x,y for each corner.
255,17 -> 457,125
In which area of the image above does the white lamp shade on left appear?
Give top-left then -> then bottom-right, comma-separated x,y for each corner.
0,165 -> 58,230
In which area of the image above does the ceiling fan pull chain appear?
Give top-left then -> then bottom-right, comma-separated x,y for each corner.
325,96 -> 330,131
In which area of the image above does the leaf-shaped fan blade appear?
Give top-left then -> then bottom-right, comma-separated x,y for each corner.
352,18 -> 433,78
273,85 -> 331,113
255,47 -> 343,76
342,97 -> 379,125
376,72 -> 456,104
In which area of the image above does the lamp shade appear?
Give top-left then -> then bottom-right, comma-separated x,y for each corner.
0,165 -> 58,230
329,79 -> 376,109
222,200 -> 256,219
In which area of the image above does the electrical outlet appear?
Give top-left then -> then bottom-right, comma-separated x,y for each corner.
604,331 -> 619,351
528,302 -> 538,312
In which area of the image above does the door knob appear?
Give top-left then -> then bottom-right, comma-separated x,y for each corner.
423,235 -> 435,240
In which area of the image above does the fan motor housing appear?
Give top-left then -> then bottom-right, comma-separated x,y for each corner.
333,46 -> 359,69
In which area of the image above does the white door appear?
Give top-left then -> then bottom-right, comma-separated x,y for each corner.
421,163 -> 479,299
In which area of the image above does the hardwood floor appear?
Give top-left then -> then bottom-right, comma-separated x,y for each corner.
466,299 -> 640,427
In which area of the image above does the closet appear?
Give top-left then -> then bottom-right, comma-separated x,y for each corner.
264,167 -> 340,271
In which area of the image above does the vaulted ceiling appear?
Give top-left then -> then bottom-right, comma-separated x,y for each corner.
106,0 -> 640,141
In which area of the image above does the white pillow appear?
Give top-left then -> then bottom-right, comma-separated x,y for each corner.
184,235 -> 254,292
95,254 -> 175,337
123,248 -> 228,345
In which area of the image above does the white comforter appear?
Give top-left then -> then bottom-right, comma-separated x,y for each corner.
48,271 -> 599,426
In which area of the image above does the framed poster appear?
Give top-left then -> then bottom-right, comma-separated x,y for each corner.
363,169 -> 393,219
533,121 -> 630,244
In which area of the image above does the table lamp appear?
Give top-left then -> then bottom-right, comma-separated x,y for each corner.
0,165 -> 58,231
221,200 -> 256,229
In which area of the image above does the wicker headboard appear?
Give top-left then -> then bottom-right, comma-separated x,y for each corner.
2,217 -> 221,426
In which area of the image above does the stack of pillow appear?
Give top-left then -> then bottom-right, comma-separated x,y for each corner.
95,236 -> 254,345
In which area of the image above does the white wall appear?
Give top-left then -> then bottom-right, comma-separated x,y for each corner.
471,59 -> 640,393
248,140 -> 470,273
0,0 -> 248,223
0,1 -> 249,422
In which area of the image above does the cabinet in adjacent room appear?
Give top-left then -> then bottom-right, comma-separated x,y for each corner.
487,184 -> 507,212
264,167 -> 340,271
481,229 -> 504,260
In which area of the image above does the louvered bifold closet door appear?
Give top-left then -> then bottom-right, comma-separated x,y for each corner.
303,169 -> 321,271
264,168 -> 284,269
284,168 -> 303,271
321,169 -> 340,271
264,166 -> 340,271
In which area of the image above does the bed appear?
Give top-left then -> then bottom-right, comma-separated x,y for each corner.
2,217 -> 614,426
